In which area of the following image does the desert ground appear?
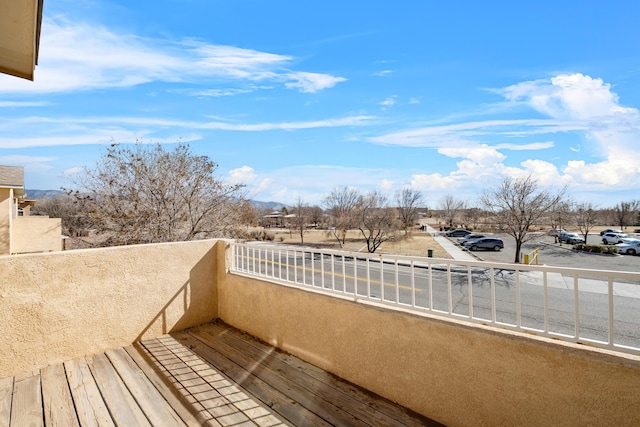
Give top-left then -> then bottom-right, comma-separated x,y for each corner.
260,226 -> 452,259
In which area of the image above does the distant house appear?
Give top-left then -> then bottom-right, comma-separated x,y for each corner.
0,165 -> 62,255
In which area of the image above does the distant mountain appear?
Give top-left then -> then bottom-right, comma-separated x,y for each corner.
251,200 -> 288,210
26,189 -> 65,199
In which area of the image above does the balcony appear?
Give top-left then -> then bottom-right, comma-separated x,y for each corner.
1,240 -> 639,426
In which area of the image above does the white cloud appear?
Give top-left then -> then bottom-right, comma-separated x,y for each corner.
379,97 -> 397,108
0,101 -> 50,107
0,115 -> 373,148
0,155 -> 56,164
63,167 -> 84,176
373,70 -> 393,77
228,166 -> 257,184
284,72 -> 347,93
0,17 -> 346,95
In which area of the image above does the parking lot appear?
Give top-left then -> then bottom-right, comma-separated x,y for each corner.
457,233 -> 640,273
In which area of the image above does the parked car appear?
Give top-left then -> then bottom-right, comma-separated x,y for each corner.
558,232 -> 585,244
616,240 -> 640,255
602,232 -> 631,245
445,229 -> 471,237
600,228 -> 623,236
457,233 -> 485,244
463,237 -> 504,251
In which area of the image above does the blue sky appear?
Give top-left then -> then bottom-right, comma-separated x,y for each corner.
2,0 -> 640,207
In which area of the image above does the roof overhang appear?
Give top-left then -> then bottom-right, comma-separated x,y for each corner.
0,0 -> 44,81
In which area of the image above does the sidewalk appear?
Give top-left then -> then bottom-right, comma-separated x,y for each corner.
424,224 -> 476,261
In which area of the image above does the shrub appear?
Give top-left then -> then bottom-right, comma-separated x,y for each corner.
248,230 -> 275,241
573,243 -> 618,254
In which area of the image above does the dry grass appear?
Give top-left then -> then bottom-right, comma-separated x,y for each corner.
261,228 -> 452,259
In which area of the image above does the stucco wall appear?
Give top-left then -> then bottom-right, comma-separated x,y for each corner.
0,239 -> 223,377
0,188 -> 10,255
11,216 -> 62,254
219,273 -> 640,427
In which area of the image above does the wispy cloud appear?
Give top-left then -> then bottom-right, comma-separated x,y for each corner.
373,70 -> 393,77
0,101 -> 51,107
0,115 -> 375,148
0,17 -> 346,95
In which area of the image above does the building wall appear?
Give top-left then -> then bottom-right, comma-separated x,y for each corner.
11,216 -> 62,253
219,273 -> 640,427
0,239 -> 222,377
0,188 -> 10,255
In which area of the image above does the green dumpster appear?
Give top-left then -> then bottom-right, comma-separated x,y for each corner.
427,248 -> 433,257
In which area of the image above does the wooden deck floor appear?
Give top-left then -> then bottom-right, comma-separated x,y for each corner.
0,322 -> 442,426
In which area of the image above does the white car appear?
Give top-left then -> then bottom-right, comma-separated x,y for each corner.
457,233 -> 485,244
602,232 -> 631,245
616,240 -> 640,255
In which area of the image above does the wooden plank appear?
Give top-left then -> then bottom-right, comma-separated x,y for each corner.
41,364 -> 80,427
187,329 -> 370,427
170,331 -> 331,427
0,377 -> 13,427
87,354 -> 151,427
207,322 -> 441,427
64,358 -> 115,427
10,370 -> 43,427
124,344 -> 209,427
105,348 -> 186,427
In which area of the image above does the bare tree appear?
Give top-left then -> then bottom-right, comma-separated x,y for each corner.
612,200 -> 640,231
308,205 -> 324,228
356,191 -> 399,253
439,194 -> 465,229
237,199 -> 258,231
323,187 -> 359,247
290,197 -> 309,244
35,193 -> 93,238
69,142 -> 245,246
395,188 -> 423,235
549,201 -> 572,233
573,202 -> 598,244
480,175 -> 565,263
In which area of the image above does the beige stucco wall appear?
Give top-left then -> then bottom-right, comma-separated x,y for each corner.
0,239 -> 223,377
0,188 -> 9,255
219,273 -> 640,427
11,216 -> 62,254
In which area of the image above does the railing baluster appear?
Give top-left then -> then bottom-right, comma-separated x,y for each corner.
516,269 -> 521,328
354,256 -> 358,296
543,271 -> 549,333
428,263 -> 433,310
447,264 -> 452,314
321,252 -> 325,289
574,274 -> 580,339
410,260 -> 415,308
331,254 -> 335,291
467,265 -> 473,319
395,260 -> 399,303
366,258 -> 371,298
342,255 -> 346,293
490,267 -> 496,323
380,254 -> 385,301
608,277 -> 615,346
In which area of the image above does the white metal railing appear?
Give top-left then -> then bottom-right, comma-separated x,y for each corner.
229,242 -> 640,355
